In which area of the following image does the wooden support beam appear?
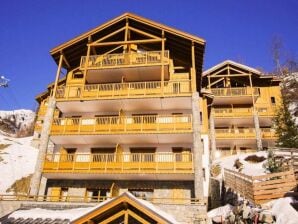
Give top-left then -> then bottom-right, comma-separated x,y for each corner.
210,74 -> 251,78
103,45 -> 124,55
249,73 -> 255,107
209,77 -> 224,87
128,26 -> 162,40
92,27 -> 126,45
191,42 -> 196,92
52,54 -> 64,98
161,30 -> 165,96
83,45 -> 91,82
60,51 -> 70,68
127,209 -> 150,224
100,210 -> 126,224
124,210 -> 129,224
89,38 -> 164,47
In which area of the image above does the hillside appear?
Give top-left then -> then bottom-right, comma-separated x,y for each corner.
0,110 -> 35,138
0,110 -> 38,194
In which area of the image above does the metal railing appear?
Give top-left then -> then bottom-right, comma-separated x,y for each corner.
51,114 -> 192,135
211,87 -> 259,97
80,51 -> 170,69
55,80 -> 192,100
43,152 -> 194,174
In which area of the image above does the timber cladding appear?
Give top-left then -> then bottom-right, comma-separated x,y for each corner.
224,168 -> 297,204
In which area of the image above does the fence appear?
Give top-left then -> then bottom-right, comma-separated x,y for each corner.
224,168 -> 297,204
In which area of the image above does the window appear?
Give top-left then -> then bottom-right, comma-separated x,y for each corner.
129,189 -> 153,200
72,73 -> 84,79
271,97 -> 276,105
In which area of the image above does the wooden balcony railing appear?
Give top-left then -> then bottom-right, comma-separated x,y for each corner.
56,80 -> 192,101
261,128 -> 277,139
211,87 -> 259,97
51,114 -> 192,135
80,51 -> 170,69
213,108 -> 253,117
215,128 -> 256,139
43,152 -> 194,174
215,128 -> 277,139
0,194 -> 205,205
257,107 -> 276,117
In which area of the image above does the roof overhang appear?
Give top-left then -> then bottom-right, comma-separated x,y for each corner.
50,12 -> 205,77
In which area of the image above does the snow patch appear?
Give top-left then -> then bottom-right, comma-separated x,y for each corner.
214,151 -> 267,178
0,135 -> 38,193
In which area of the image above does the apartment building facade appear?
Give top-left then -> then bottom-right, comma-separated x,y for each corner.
30,13 -> 210,222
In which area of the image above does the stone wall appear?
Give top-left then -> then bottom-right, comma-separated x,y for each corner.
156,203 -> 207,224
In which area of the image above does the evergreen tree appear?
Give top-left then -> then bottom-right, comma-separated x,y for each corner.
274,95 -> 298,148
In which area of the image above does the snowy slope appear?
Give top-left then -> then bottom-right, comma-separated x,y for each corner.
0,134 -> 38,194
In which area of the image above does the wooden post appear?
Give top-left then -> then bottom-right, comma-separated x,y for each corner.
52,54 -> 64,98
191,42 -> 196,92
84,43 -> 91,83
161,30 -> 165,96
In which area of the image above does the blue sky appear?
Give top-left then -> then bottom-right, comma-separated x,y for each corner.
0,0 -> 297,110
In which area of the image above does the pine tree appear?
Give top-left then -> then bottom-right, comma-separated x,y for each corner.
274,95 -> 298,148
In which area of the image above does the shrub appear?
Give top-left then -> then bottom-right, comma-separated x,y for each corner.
244,154 -> 266,163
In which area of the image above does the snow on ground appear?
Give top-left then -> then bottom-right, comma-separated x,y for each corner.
271,197 -> 298,224
214,151 -> 268,177
0,135 -> 38,193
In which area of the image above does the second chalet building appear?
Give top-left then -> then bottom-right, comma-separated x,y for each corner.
31,13 -> 281,223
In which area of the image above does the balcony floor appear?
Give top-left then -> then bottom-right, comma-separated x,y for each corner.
43,173 -> 194,181
56,96 -> 192,113
50,133 -> 193,145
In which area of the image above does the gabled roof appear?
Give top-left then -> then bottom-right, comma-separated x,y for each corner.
51,12 -> 205,55
50,12 -> 205,73
202,60 -> 261,77
72,192 -> 178,224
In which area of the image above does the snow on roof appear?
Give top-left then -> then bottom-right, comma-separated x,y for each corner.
7,192 -> 178,223
72,192 -> 179,224
8,207 -> 94,221
202,60 -> 262,76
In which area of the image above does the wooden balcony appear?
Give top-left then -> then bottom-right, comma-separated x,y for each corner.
80,51 -> 170,70
215,128 -> 256,139
261,128 -> 277,139
56,80 -> 192,101
257,107 -> 276,117
51,114 -> 192,135
211,87 -> 259,97
43,152 -> 194,174
211,87 -> 259,105
215,128 -> 277,140
213,108 -> 253,118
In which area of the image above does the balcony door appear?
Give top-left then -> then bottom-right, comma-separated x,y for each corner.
172,147 -> 191,162
91,148 -> 115,162
130,147 -> 156,162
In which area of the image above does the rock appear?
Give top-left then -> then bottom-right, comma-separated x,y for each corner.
259,211 -> 274,223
